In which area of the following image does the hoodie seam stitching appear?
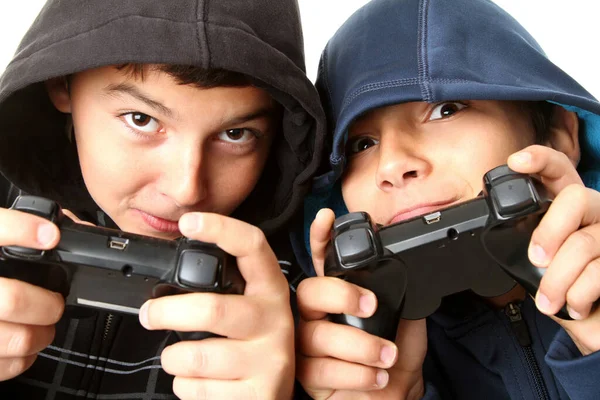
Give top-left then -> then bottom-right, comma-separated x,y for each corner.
417,0 -> 432,101
342,78 -> 420,109
202,0 -> 211,68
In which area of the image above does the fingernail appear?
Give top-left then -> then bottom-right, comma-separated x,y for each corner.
359,294 -> 376,316
511,151 -> 532,165
375,369 -> 389,388
567,306 -> 583,320
37,224 -> 57,246
528,243 -> 548,266
179,214 -> 201,234
380,345 -> 397,367
536,292 -> 552,314
139,301 -> 151,329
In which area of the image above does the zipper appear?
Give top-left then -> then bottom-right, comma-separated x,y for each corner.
103,313 -> 114,341
505,302 -> 550,400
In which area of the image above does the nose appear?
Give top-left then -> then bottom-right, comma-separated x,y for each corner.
375,135 -> 430,191
158,145 -> 207,208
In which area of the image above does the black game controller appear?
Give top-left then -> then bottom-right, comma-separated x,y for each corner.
0,195 -> 245,340
325,165 -> 570,341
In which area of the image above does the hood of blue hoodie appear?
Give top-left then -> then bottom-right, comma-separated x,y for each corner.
314,0 -> 600,192
0,0 -> 325,236
298,0 -> 600,271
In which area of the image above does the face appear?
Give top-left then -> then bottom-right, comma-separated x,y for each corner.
342,101 -> 540,226
49,66 -> 277,239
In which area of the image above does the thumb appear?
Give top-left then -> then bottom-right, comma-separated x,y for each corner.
309,208 -> 335,276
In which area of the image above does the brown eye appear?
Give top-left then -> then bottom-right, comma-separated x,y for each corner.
429,102 -> 467,120
218,128 -> 257,143
123,112 -> 161,133
131,113 -> 152,127
347,136 -> 379,155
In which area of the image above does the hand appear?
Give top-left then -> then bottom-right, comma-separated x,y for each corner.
0,207 -> 64,380
296,209 -> 427,400
508,145 -> 600,355
138,213 -> 295,400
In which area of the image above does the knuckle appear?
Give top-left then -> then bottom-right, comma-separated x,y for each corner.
567,230 -> 597,254
6,327 -> 35,357
338,284 -> 361,314
0,282 -> 25,320
248,227 -> 267,252
200,295 -> 226,327
188,346 -> 208,375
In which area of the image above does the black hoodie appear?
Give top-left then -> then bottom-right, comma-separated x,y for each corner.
0,0 -> 324,398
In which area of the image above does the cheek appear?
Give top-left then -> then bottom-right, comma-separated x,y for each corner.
210,154 -> 266,213
74,128 -> 148,207
341,161 -> 373,213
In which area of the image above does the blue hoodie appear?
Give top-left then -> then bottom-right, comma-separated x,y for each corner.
294,0 -> 600,399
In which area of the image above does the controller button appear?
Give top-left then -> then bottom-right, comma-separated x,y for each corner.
12,196 -> 57,219
333,212 -> 369,234
178,251 -> 220,288
485,164 -> 516,184
335,228 -> 375,265
2,246 -> 43,258
492,178 -> 535,216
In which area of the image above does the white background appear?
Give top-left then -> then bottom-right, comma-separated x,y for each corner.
1,1 -> 599,96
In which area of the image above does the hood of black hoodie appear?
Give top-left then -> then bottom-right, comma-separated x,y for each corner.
0,0 -> 325,236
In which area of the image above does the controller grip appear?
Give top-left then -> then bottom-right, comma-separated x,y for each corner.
327,259 -> 408,341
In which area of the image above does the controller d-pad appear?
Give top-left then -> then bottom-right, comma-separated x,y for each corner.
335,228 -> 375,266
178,251 -> 219,288
492,178 -> 536,217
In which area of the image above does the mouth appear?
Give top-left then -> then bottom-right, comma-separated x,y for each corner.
136,209 -> 182,234
388,199 -> 459,225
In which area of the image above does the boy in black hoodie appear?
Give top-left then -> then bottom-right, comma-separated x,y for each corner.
0,1 -> 324,399
294,0 -> 600,399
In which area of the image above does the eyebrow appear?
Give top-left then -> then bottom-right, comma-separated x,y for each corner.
104,83 -> 175,119
221,107 -> 276,127
104,82 -> 277,127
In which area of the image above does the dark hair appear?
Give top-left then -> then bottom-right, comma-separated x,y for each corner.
521,101 -> 556,144
116,63 -> 252,88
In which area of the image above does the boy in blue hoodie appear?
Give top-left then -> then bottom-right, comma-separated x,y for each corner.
294,0 -> 600,399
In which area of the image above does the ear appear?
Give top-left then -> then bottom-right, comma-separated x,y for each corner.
545,105 -> 580,167
45,77 -> 72,113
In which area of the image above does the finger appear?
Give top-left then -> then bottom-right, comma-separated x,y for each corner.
536,223 -> 600,316
161,338 -> 249,380
0,208 -> 59,249
0,354 -> 37,381
310,209 -> 336,276
178,213 -> 285,296
507,145 -> 583,194
0,321 -> 55,357
563,257 -> 600,320
172,376 -> 268,400
0,278 -> 64,325
296,277 -> 377,321
62,209 -> 96,226
298,319 -> 397,369
528,185 -> 600,268
141,292 -> 269,339
388,319 -> 427,377
553,311 -> 600,355
297,355 -> 389,392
